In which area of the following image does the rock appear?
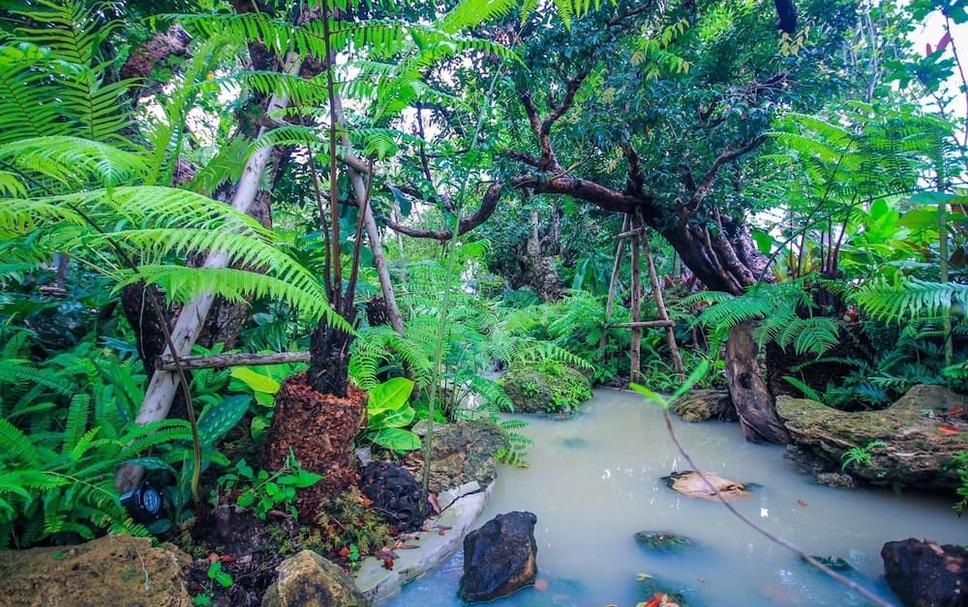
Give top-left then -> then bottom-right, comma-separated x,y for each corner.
459,511 -> 538,602
360,461 -> 427,532
777,385 -> 968,490
815,472 -> 856,489
403,421 -> 504,493
262,550 -> 369,607
663,470 -> 751,501
785,445 -> 857,488
0,534 -> 192,607
561,437 -> 589,449
671,389 -> 737,423
803,555 -> 852,572
881,538 -> 968,607
500,365 -> 592,414
634,531 -> 696,552
636,574 -> 692,606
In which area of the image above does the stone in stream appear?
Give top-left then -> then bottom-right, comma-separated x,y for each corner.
802,555 -> 853,572
634,530 -> 696,552
262,550 -> 369,607
777,384 -> 968,490
404,420 -> 504,494
459,511 -> 538,602
0,534 -> 192,607
662,470 -> 751,501
671,389 -> 737,423
881,539 -> 968,607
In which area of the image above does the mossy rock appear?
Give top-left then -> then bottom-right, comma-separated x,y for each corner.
262,551 -> 369,607
776,384 -> 968,490
501,364 -> 592,414
634,531 -> 696,552
0,535 -> 192,607
803,555 -> 852,572
671,389 -> 736,423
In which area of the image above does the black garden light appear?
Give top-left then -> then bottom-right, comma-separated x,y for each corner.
119,483 -> 163,522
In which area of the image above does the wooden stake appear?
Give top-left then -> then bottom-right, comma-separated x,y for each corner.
600,215 -> 629,349
630,215 -> 642,384
642,229 -> 684,378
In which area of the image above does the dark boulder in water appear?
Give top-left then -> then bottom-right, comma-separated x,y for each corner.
459,511 -> 538,602
881,538 -> 968,607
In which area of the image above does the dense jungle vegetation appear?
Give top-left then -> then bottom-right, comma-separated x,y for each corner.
1,0 -> 968,605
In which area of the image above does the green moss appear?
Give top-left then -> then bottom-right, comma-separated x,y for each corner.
302,487 -> 394,566
501,361 -> 592,414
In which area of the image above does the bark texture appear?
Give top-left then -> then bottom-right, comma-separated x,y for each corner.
726,321 -> 790,443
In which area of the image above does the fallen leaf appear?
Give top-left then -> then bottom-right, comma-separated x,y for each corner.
376,547 -> 398,560
383,557 -> 394,570
797,499 -> 808,507
947,407 -> 965,416
428,493 -> 442,514
534,579 -> 548,591
338,546 -> 350,559
939,424 -> 960,435
218,554 -> 236,563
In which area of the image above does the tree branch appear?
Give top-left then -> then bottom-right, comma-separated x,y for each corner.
688,136 -> 765,211
385,182 -> 504,240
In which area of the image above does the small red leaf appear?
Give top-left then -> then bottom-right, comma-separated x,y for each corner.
939,31 -> 953,52
338,546 -> 350,559
939,424 -> 960,435
947,406 -> 965,416
383,557 -> 394,570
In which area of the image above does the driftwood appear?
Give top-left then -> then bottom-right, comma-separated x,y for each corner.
156,351 -> 310,371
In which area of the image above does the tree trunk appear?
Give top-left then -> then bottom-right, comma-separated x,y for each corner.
725,321 -> 790,443
306,310 -> 357,398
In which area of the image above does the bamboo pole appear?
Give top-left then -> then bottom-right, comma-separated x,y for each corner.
630,216 -> 642,384
599,215 -> 629,349
642,229 -> 684,378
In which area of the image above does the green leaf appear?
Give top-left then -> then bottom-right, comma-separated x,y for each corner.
197,395 -> 251,446
368,377 -> 414,414
230,368 -> 281,395
369,405 -> 416,429
278,469 -> 322,489
751,229 -> 774,255
123,457 -> 176,474
370,427 -> 422,452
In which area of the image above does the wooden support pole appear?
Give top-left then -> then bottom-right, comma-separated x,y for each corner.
614,227 -> 645,241
611,320 -> 675,329
630,215 -> 642,384
157,351 -> 310,371
600,215 -> 629,349
642,229 -> 684,378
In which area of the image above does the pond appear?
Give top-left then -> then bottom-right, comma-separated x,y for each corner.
384,388 -> 968,606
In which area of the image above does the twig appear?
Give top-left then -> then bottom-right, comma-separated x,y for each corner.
659,405 -> 895,607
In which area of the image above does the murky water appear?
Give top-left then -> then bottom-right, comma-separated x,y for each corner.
384,389 -> 968,606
